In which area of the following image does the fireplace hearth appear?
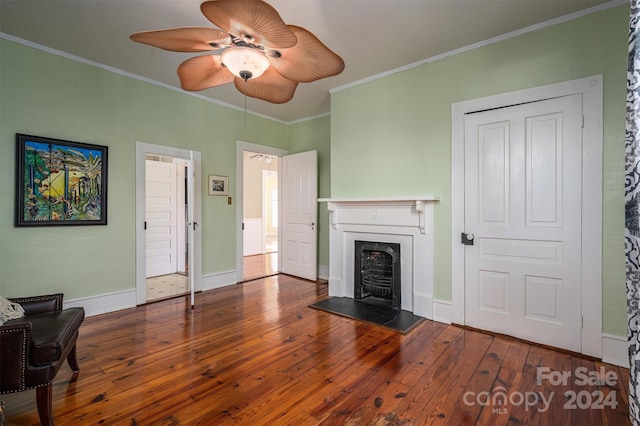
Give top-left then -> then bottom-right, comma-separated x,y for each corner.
354,240 -> 401,309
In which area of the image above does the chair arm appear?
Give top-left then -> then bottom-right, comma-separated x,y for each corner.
0,322 -> 31,393
9,294 -> 63,315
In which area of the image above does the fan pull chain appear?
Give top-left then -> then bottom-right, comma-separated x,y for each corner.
243,79 -> 247,127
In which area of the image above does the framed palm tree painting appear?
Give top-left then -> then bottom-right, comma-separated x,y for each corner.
15,134 -> 108,226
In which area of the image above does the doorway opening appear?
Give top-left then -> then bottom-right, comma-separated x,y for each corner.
235,141 -> 288,283
136,141 -> 202,308
242,150 -> 279,281
145,154 -> 190,302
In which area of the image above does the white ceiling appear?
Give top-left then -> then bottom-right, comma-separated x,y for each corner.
0,0 -> 618,123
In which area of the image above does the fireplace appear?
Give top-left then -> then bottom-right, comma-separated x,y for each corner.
354,241 -> 401,308
319,197 -> 439,318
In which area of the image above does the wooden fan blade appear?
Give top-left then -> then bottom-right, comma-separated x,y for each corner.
130,27 -> 231,52
235,67 -> 298,104
201,0 -> 296,49
267,26 -> 344,83
177,55 -> 235,91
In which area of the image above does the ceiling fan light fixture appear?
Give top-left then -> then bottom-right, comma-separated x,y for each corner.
221,46 -> 270,81
131,0 -> 344,103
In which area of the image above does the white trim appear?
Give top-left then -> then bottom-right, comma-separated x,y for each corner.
64,290 -> 136,317
451,75 -> 603,358
201,270 -> 238,291
330,0 -> 624,95
136,142 -> 202,306
0,32 -> 287,125
288,112 -> 330,125
63,271 -> 236,317
323,198 -> 438,317
602,334 -> 629,368
3,0 -> 624,125
319,196 -> 439,203
236,141 -> 289,282
318,265 -> 330,280
321,197 -> 440,235
433,299 -> 452,324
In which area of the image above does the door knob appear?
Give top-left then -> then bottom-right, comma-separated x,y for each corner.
461,232 -> 475,245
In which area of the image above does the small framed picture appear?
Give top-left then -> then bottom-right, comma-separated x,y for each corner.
208,175 -> 228,196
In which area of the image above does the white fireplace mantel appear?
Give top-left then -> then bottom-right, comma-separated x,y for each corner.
318,196 -> 439,318
319,196 -> 439,234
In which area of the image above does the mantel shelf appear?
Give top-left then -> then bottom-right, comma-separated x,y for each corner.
319,196 -> 439,235
318,196 -> 439,203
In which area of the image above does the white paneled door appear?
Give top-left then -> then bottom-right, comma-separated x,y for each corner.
464,94 -> 583,352
145,160 -> 177,278
281,150 -> 317,281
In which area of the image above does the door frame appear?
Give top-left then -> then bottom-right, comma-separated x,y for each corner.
236,141 -> 288,282
451,75 -> 603,358
135,142 -> 202,305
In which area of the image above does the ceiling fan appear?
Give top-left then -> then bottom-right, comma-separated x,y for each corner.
250,153 -> 274,164
130,0 -> 345,104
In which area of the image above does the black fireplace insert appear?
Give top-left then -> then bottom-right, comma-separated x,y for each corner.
354,240 -> 401,308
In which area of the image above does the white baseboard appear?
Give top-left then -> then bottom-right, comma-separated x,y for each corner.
602,333 -> 628,368
433,299 -> 452,324
318,265 -> 329,280
64,289 -> 136,317
63,269 -> 327,318
62,271 -> 238,318
63,271 -> 239,317
433,301 -> 625,367
201,270 -> 238,291
412,292 -> 433,319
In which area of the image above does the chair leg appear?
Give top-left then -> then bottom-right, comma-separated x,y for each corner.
36,384 -> 53,426
67,343 -> 80,373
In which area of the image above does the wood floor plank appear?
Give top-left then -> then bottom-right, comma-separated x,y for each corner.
594,361 -> 631,425
500,339 -> 531,373
388,329 -> 493,423
1,275 -> 631,425
229,330 -> 402,424
313,322 -> 452,424
391,325 -> 463,388
319,379 -> 412,425
475,367 -> 525,426
409,330 -> 495,424
444,336 -> 514,425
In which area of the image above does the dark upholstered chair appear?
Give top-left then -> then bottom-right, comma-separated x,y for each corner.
0,294 -> 84,426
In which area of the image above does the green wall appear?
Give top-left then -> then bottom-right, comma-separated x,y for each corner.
0,39 -> 332,299
330,5 -> 628,336
0,5 -> 628,339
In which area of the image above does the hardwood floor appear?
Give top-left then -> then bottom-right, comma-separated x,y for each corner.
2,275 -> 630,425
243,252 -> 278,281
